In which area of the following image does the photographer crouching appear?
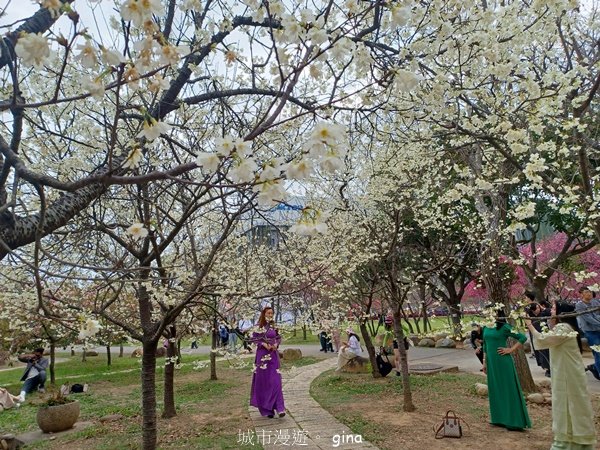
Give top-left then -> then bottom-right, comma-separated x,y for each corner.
17,347 -> 48,402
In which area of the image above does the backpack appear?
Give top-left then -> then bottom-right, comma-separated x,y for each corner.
70,383 -> 85,393
219,326 -> 229,339
376,348 -> 393,377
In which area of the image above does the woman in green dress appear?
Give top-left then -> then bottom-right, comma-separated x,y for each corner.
526,301 -> 596,450
482,313 -> 532,431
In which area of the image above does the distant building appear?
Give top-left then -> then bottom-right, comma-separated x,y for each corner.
242,197 -> 304,248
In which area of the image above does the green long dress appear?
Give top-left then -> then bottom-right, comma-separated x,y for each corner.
483,323 -> 532,430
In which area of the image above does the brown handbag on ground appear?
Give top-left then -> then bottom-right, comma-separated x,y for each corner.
434,410 -> 468,439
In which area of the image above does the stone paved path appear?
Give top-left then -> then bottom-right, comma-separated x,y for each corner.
249,358 -> 378,450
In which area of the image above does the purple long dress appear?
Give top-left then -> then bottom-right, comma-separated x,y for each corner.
249,324 -> 285,416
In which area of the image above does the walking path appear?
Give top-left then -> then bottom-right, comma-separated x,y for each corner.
248,357 -> 378,450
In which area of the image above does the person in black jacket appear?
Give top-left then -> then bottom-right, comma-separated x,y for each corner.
526,302 -> 551,377
470,323 -> 484,369
17,348 -> 48,401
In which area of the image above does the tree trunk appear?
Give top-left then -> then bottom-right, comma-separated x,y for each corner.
49,342 -> 56,385
421,302 -> 429,332
512,340 -> 538,393
302,324 -> 307,340
162,327 -> 177,419
293,310 -> 297,337
81,348 -> 87,363
210,316 -> 218,381
393,308 -> 415,411
141,340 -> 158,450
106,345 -> 111,367
531,277 -> 549,303
447,303 -> 462,338
359,322 -> 381,379
70,346 -> 75,357
119,343 -> 124,357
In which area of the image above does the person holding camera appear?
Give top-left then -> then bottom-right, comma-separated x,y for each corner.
525,302 -> 552,377
17,347 -> 48,402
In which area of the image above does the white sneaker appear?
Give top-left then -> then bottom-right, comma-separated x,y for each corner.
38,387 -> 45,393
17,394 -> 25,403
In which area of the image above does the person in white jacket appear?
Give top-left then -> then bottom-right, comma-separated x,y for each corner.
336,328 -> 363,371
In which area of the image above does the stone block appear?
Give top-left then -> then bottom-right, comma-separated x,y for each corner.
433,332 -> 449,341
527,393 -> 545,404
282,348 -> 302,361
418,338 -> 435,347
475,383 -> 488,396
339,356 -> 369,373
435,338 -> 456,348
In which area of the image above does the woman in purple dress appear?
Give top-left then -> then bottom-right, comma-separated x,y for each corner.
250,306 -> 285,418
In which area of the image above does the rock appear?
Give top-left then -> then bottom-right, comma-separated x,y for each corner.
339,356 -> 369,373
475,383 -> 488,396
418,338 -> 435,347
536,378 -> 552,389
0,434 -> 24,450
155,347 -> 167,357
435,338 -> 456,349
100,414 -> 124,423
433,332 -> 449,341
85,351 -> 98,357
408,335 -> 420,346
527,393 -> 545,404
282,348 -> 302,361
130,348 -> 143,358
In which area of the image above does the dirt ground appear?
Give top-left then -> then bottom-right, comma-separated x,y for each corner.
37,360 -> 600,450
42,367 -> 257,449
312,370 -> 600,450
355,398 -> 556,450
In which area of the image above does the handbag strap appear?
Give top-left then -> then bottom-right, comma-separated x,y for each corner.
433,421 -> 445,439
378,346 -> 391,362
443,410 -> 471,432
445,410 -> 459,420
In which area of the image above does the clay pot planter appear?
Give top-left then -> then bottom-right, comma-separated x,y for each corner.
36,400 -> 80,433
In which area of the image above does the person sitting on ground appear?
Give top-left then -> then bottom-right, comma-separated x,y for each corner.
0,387 -> 22,411
17,347 -> 48,401
336,328 -> 363,371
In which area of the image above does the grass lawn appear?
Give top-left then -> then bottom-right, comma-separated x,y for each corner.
310,369 -> 600,450
0,352 -> 323,449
